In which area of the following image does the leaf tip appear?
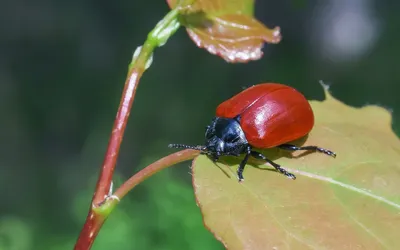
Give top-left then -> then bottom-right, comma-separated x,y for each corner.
319,80 -> 335,101
319,79 -> 330,91
269,26 -> 282,44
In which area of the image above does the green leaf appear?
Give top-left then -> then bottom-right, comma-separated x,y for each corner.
167,0 -> 281,63
192,86 -> 400,249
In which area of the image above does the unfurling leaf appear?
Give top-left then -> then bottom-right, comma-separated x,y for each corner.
167,0 -> 282,63
192,85 -> 400,249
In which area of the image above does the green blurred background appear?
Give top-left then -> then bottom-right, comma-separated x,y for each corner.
1,1 -> 399,249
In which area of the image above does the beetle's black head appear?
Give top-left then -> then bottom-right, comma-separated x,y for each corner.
169,117 -> 248,160
204,117 -> 248,158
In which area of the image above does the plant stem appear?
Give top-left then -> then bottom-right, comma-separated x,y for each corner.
74,8 -> 181,250
114,149 -> 200,199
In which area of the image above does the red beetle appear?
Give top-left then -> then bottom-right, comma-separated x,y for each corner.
169,83 -> 336,181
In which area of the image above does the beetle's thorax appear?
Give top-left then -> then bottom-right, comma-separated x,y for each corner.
204,117 -> 248,157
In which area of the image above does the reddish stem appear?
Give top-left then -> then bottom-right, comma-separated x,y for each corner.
74,211 -> 106,250
96,68 -> 142,204
114,149 -> 200,199
74,8 -> 181,249
74,66 -> 144,250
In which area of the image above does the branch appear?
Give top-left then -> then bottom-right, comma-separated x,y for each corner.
114,149 -> 200,199
74,8 -> 181,250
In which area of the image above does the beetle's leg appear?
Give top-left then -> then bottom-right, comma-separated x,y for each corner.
211,152 -> 220,162
250,151 -> 296,180
278,144 -> 336,158
237,146 -> 251,182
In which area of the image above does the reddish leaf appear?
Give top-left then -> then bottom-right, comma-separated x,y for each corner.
167,0 -> 282,63
192,86 -> 400,249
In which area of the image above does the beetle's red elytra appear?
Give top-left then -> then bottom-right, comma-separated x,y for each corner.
216,83 -> 315,148
169,83 -> 336,181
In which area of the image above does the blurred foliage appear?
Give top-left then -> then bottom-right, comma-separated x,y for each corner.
0,0 -> 399,250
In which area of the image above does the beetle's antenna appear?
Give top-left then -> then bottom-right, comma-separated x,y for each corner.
168,144 -> 206,151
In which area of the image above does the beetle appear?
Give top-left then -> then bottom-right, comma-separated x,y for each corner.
169,83 -> 336,181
